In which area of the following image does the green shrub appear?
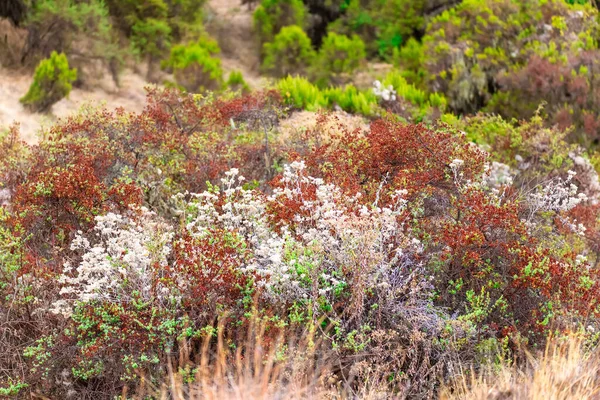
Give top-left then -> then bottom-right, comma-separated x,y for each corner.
20,51 -> 77,112
226,70 -> 250,93
324,85 -> 378,115
163,41 -> 223,93
327,0 -> 426,59
392,37 -> 427,88
130,17 -> 172,60
277,75 -> 378,115
21,0 -> 119,80
262,25 -> 316,77
314,32 -> 366,86
422,0 -> 599,114
253,0 -> 307,48
277,75 -> 326,111
105,0 -> 206,41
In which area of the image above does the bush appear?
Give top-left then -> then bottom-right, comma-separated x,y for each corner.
314,32 -> 366,86
21,0 -> 118,83
421,0 -> 599,114
226,70 -> 250,93
253,0 -> 307,48
327,0 -> 426,59
277,75 -> 326,111
162,41 -> 223,92
324,85 -> 378,115
262,25 -> 316,77
105,0 -> 206,42
392,37 -> 427,88
20,51 -> 77,112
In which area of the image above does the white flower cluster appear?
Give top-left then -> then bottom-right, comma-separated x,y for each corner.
373,80 -> 397,102
526,170 -> 588,220
183,162 -> 421,306
484,161 -> 514,189
51,163 -> 426,317
51,209 -> 173,317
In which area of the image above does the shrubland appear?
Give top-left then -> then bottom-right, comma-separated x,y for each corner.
3,0 -> 600,398
2,85 -> 600,398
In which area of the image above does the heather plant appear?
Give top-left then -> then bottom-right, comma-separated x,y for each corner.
20,51 -> 77,112
262,25 -> 316,77
5,65 -> 600,400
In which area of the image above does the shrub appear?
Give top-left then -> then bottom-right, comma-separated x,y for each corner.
105,0 -> 206,42
21,0 -> 119,82
20,51 -> 77,112
421,0 -> 599,115
226,70 -> 250,93
392,37 -> 427,87
262,25 -> 316,77
162,41 -> 223,92
324,85 -> 378,115
327,0 -> 426,59
486,53 -> 600,146
130,17 -> 172,60
253,0 -> 307,48
314,32 -> 366,86
277,75 -> 326,111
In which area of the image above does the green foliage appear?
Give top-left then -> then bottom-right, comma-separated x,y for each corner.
421,0 -> 600,114
105,0 -> 206,41
262,25 -> 316,77
277,75 -> 378,114
392,37 -> 427,87
22,0 -> 119,76
163,40 -> 223,92
314,32 -> 366,86
324,85 -> 378,116
130,17 -> 172,59
327,0 -> 426,59
226,70 -> 250,93
277,71 -> 447,118
254,0 -> 307,48
20,51 -> 77,112
277,75 -> 327,111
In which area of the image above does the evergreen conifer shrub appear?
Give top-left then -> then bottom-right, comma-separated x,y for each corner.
20,51 -> 77,112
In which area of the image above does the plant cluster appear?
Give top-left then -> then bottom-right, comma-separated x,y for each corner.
20,51 -> 77,112
3,87 -> 600,397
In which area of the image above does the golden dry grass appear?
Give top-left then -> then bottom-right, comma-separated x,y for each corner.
441,336 -> 600,400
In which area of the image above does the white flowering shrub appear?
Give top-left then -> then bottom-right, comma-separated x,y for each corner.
526,170 -> 588,220
180,162 -> 428,320
52,209 -> 173,317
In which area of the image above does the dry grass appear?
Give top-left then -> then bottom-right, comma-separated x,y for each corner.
441,336 -> 600,400
142,329 -> 600,400
133,315 -> 394,400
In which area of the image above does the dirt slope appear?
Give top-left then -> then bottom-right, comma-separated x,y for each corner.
0,67 -> 149,143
